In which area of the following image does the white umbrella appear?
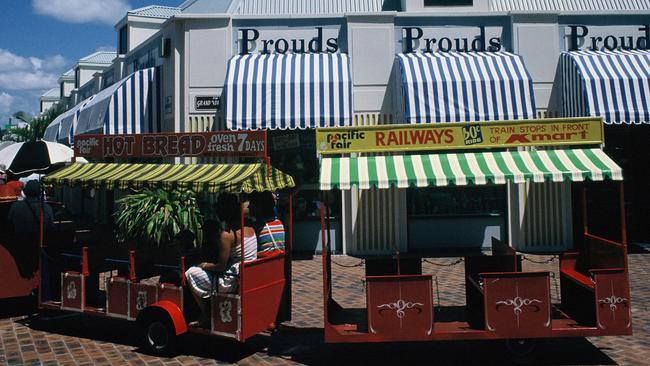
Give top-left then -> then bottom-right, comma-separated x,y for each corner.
0,140 -> 86,176
0,141 -> 14,152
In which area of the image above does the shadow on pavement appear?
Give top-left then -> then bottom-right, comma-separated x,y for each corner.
15,314 -> 618,365
0,296 -> 35,319
17,312 -> 268,362
18,312 -> 140,348
268,327 -> 618,366
628,243 -> 650,254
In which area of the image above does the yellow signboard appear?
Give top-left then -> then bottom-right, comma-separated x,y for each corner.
316,117 -> 604,155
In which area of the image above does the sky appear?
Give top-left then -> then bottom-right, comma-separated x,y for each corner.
0,0 -> 182,124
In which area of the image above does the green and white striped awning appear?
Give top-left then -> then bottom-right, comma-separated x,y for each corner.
320,148 -> 622,190
44,162 -> 295,193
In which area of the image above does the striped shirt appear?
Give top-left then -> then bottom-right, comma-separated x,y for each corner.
258,219 -> 285,253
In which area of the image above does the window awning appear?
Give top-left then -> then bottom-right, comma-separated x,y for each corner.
43,96 -> 94,144
43,118 -> 61,142
75,67 -> 160,139
57,96 -> 96,145
224,53 -> 353,130
43,162 -> 295,193
319,149 -> 622,190
396,52 -> 536,123
561,50 -> 650,124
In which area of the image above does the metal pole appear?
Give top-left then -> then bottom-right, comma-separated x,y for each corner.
82,247 -> 89,277
582,187 -> 588,236
129,250 -> 136,281
320,193 -> 328,323
37,183 -> 45,306
180,256 -> 186,286
239,199 -> 245,336
619,182 -> 628,247
264,131 -> 270,177
288,193 -> 293,255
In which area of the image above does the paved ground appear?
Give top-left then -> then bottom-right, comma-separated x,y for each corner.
1,246 -> 649,366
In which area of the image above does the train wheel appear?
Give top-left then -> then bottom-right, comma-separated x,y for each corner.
505,338 -> 537,363
141,318 -> 176,356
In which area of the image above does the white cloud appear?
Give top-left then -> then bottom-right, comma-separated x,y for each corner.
0,49 -> 67,73
0,71 -> 60,91
0,49 -> 68,91
33,0 -> 131,25
0,49 -> 69,119
0,92 -> 15,114
96,46 -> 117,52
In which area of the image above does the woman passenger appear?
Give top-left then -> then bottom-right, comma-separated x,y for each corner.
250,191 -> 285,256
184,194 -> 257,327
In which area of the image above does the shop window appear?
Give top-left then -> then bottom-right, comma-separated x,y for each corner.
407,185 -> 505,217
269,130 -> 341,219
103,74 -> 113,88
424,0 -> 473,6
119,26 -> 128,55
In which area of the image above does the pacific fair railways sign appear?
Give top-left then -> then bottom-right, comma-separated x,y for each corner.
316,118 -> 604,155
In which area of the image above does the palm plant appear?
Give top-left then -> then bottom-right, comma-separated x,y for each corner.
8,105 -> 64,142
114,189 -> 204,248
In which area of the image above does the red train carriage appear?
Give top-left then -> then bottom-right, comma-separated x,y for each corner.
0,198 -> 39,301
23,117 -> 633,357
315,117 -> 631,351
36,131 -> 296,354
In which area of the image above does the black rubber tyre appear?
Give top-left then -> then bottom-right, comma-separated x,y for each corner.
141,318 -> 176,356
505,338 -> 537,364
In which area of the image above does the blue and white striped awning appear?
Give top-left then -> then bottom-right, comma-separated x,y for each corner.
561,50 -> 650,125
396,52 -> 537,123
43,96 -> 95,144
75,67 -> 160,140
58,96 -> 95,145
43,117 -> 62,142
224,53 -> 353,130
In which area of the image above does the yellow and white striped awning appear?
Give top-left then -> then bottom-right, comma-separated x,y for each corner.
320,148 -> 622,190
44,162 -> 295,193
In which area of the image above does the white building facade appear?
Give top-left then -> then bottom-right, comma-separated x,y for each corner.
47,0 -> 650,253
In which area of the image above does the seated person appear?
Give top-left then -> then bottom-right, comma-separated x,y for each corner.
184,194 -> 257,327
0,169 -> 24,201
250,191 -> 285,256
7,180 -> 53,278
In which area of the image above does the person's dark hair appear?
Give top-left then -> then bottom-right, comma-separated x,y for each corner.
216,193 -> 240,229
23,180 -> 40,198
174,229 -> 195,245
251,191 -> 276,221
202,218 -> 221,238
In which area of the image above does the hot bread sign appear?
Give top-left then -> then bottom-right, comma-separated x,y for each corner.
75,131 -> 267,158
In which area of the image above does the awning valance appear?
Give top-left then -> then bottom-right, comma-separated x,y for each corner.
224,53 -> 353,130
320,148 -> 622,190
561,50 -> 650,124
58,96 -> 96,145
43,96 -> 94,143
43,118 -> 61,142
75,67 -> 160,140
396,52 -> 537,123
43,162 -> 295,193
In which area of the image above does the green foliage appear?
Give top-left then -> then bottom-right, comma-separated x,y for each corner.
114,189 -> 204,248
6,105 -> 65,142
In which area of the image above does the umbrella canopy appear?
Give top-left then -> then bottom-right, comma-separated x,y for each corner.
0,140 -> 85,176
0,141 -> 15,153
